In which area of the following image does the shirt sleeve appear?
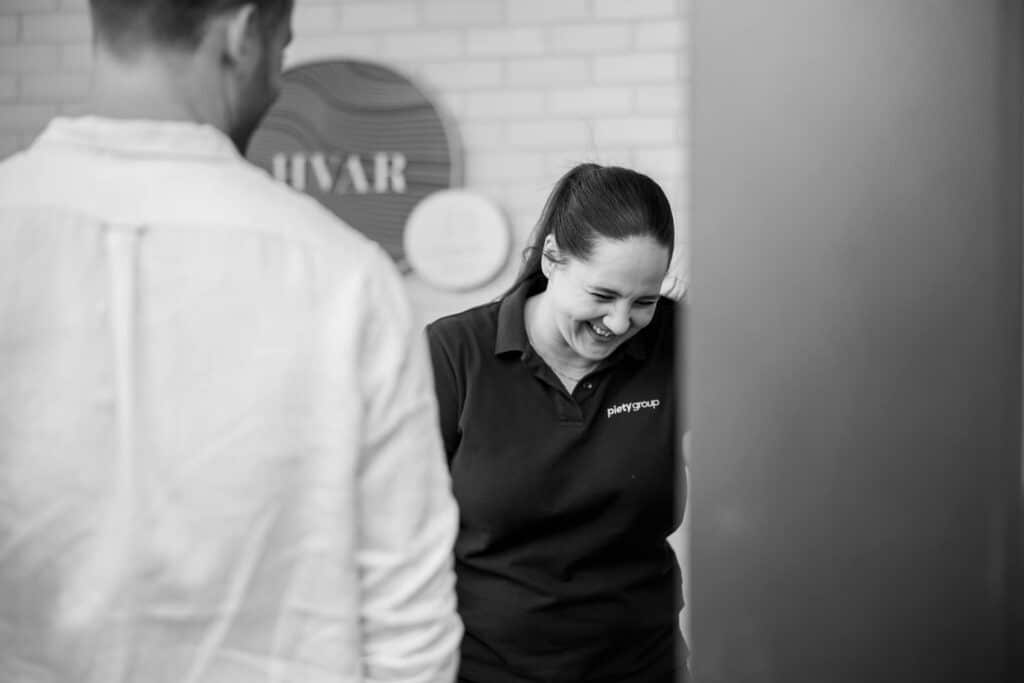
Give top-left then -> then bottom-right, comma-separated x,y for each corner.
354,248 -> 463,683
425,322 -> 462,461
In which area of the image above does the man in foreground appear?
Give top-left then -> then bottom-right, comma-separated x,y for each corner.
0,2 -> 462,681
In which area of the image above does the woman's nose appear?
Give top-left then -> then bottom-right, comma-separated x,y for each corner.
603,305 -> 631,335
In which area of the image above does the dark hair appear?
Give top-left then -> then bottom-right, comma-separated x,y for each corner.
89,0 -> 292,55
503,163 -> 675,299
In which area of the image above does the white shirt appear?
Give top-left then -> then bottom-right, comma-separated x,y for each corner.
0,117 -> 462,683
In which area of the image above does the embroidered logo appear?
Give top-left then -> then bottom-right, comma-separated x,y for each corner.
606,398 -> 661,419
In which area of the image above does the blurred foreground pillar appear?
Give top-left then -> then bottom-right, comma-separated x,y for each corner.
688,1 -> 1023,681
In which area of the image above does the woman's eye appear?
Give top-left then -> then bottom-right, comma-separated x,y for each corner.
592,293 -> 613,301
635,300 -> 657,307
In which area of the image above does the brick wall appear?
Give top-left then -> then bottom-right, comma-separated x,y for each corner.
0,0 -> 689,323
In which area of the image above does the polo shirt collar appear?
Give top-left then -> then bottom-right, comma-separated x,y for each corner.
494,274 -> 650,361
494,275 -> 540,357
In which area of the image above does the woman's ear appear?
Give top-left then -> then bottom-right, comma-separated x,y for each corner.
541,234 -> 560,278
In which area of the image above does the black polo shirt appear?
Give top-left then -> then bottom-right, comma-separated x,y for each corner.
426,275 -> 687,683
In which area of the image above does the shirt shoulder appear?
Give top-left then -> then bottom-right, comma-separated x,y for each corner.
0,134 -> 387,269
426,299 -> 503,367
0,148 -> 35,193
190,155 -> 384,258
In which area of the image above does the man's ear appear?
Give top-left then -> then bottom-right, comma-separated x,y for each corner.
222,2 -> 258,66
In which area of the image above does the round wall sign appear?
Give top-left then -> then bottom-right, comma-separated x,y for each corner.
246,59 -> 459,271
403,190 -> 510,291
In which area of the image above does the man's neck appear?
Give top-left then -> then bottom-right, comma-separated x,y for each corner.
85,48 -> 227,133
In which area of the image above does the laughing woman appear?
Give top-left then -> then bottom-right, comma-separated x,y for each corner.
426,163 -> 688,683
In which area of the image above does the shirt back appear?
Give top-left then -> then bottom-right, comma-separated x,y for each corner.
0,118 -> 460,683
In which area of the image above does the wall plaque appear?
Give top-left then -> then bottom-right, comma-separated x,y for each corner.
403,189 -> 510,291
247,59 -> 459,271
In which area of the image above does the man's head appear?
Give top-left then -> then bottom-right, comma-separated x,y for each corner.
89,0 -> 294,150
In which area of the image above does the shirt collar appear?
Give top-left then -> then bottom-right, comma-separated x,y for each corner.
495,275 -> 541,357
494,273 -> 650,362
34,116 -> 242,162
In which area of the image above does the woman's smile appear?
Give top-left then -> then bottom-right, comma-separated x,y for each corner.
585,321 -> 617,342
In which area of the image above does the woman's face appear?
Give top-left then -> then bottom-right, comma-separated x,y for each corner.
543,234 -> 670,363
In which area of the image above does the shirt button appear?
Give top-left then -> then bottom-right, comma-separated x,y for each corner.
583,382 -> 592,389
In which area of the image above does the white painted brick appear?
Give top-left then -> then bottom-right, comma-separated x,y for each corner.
678,53 -> 691,80
594,0 -> 677,19
634,84 -> 685,113
0,16 -> 17,42
589,148 -> 637,166
593,116 -> 678,146
464,89 -> 545,118
593,53 -> 677,83
550,24 -> 631,54
634,148 -> 685,177
339,2 -> 418,30
545,152 -> 624,181
0,103 -> 57,133
20,71 -> 91,102
679,123 -> 691,145
418,60 -> 502,90
381,30 -> 464,60
456,121 -> 503,149
545,154 -> 584,178
466,151 -> 545,182
547,86 -> 631,116
58,100 -> 88,115
507,0 -> 589,24
0,134 -> 22,159
424,0 -> 503,27
506,120 -> 589,149
669,179 -> 689,208
634,20 -> 686,50
508,208 -> 540,240
506,58 -> 587,86
501,181 -> 553,215
434,91 -> 467,119
558,148 -> 635,171
292,5 -> 339,35
0,45 -> 60,73
61,42 -> 92,71
283,34 -> 381,67
0,75 -> 15,100
387,57 -> 442,83
21,12 -> 90,42
467,28 -> 545,57
0,0 -> 58,13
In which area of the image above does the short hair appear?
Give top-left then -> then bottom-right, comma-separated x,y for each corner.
89,0 -> 291,55
503,163 -> 675,298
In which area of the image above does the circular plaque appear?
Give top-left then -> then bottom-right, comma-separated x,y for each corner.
246,59 -> 459,271
403,190 -> 510,291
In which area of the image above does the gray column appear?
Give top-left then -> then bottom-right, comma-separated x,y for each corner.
688,1 -> 1023,681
